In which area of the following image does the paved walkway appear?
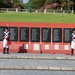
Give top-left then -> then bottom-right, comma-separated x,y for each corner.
0,53 -> 75,75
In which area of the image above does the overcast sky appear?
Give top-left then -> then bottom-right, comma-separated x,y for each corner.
23,0 -> 29,3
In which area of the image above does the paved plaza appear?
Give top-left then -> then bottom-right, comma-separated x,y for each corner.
0,53 -> 75,75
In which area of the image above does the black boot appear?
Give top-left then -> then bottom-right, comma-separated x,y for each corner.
7,48 -> 9,54
3,48 -> 6,54
71,49 -> 74,56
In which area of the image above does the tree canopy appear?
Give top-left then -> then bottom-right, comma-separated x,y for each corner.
0,0 -> 75,11
25,0 -> 75,10
0,0 -> 24,9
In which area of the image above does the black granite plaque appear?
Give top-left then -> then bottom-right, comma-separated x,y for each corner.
0,26 -> 5,41
9,27 -> 18,41
20,27 -> 29,42
42,28 -> 51,42
64,28 -> 72,42
52,28 -> 62,42
30,28 -> 40,42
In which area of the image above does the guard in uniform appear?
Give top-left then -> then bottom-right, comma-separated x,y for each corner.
3,27 -> 11,54
71,28 -> 75,55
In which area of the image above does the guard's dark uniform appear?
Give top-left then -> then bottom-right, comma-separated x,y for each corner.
70,29 -> 75,55
3,27 -> 11,54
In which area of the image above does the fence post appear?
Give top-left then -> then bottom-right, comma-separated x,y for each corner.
44,9 -> 46,13
72,10 -> 74,14
7,9 -> 8,12
16,8 -> 18,12
26,9 -> 27,12
35,10 -> 38,13
53,10 -> 55,13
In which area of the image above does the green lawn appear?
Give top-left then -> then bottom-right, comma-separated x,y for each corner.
0,12 -> 75,23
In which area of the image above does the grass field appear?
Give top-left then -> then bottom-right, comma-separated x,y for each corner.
0,12 -> 75,23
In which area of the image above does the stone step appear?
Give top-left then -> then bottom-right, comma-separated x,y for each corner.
0,66 -> 74,71
0,54 -> 75,75
0,56 -> 75,60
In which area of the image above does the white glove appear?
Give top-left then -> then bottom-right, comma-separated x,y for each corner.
4,35 -> 8,39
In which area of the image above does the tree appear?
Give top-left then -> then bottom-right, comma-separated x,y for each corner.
0,0 -> 25,9
31,0 -> 45,9
0,0 -> 9,8
13,0 -> 24,8
72,0 -> 75,12
24,3 -> 28,9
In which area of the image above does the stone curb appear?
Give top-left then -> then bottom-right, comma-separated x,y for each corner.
0,56 -> 75,60
0,66 -> 75,71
